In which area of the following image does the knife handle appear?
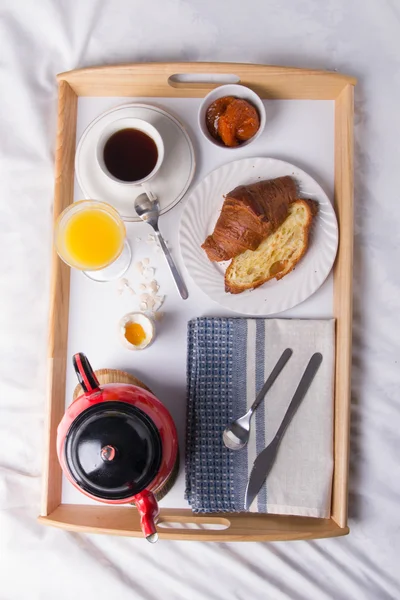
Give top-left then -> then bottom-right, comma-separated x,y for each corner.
274,352 -> 323,443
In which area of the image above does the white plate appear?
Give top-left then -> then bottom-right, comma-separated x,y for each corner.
75,103 -> 195,222
180,157 -> 338,316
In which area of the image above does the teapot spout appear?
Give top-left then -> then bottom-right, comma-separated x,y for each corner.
134,490 -> 159,542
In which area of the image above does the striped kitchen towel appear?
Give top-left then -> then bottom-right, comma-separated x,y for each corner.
185,317 -> 335,517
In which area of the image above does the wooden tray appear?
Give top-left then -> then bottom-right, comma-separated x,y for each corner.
39,62 -> 355,541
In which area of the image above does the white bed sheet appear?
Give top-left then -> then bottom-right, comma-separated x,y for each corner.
0,1 -> 399,598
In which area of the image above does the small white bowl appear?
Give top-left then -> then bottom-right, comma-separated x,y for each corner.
119,312 -> 155,351
198,84 -> 266,149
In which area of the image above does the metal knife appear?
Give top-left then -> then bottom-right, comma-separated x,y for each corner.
244,352 -> 323,511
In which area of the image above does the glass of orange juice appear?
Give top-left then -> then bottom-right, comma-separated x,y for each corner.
55,200 -> 131,281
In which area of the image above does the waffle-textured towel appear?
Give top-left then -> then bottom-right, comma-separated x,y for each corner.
186,317 -> 335,517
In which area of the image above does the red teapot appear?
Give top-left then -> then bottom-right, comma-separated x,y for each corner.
57,353 -> 179,542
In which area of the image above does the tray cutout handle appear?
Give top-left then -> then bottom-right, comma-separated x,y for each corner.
168,73 -> 240,90
158,516 -> 230,531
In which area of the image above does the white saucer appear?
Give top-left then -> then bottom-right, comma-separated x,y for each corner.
75,103 -> 196,222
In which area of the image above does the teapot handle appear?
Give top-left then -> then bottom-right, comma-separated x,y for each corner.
134,490 -> 159,543
72,353 -> 100,394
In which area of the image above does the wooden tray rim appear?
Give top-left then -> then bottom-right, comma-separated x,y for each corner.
41,61 -> 355,542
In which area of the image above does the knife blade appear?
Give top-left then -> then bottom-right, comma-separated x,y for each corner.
244,352 -> 323,511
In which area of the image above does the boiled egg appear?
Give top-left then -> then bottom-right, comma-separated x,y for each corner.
119,312 -> 155,351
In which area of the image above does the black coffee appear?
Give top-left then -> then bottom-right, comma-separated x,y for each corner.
103,128 -> 158,182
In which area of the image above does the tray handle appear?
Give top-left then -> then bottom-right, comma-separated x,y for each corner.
168,72 -> 240,90
157,516 -> 230,534
38,506 -> 348,542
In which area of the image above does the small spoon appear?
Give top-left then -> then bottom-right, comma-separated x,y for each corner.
223,348 -> 293,450
134,193 -> 188,300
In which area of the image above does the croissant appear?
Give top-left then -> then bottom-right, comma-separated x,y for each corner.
201,176 -> 297,262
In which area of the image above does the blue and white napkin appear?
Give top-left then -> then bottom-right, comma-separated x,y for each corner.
185,317 -> 334,517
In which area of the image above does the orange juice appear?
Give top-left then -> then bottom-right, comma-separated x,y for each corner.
56,202 -> 125,271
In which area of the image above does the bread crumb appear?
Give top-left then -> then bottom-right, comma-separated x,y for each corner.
135,261 -> 144,274
117,277 -> 135,295
148,280 -> 159,293
119,261 -> 165,315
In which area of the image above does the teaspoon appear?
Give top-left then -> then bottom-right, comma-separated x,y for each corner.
134,193 -> 188,300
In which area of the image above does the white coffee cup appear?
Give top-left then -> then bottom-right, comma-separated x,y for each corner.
96,117 -> 164,186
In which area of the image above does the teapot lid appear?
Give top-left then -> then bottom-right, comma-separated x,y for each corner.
64,401 -> 162,500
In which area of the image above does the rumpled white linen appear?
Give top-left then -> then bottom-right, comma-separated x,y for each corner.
1,1 -> 399,599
